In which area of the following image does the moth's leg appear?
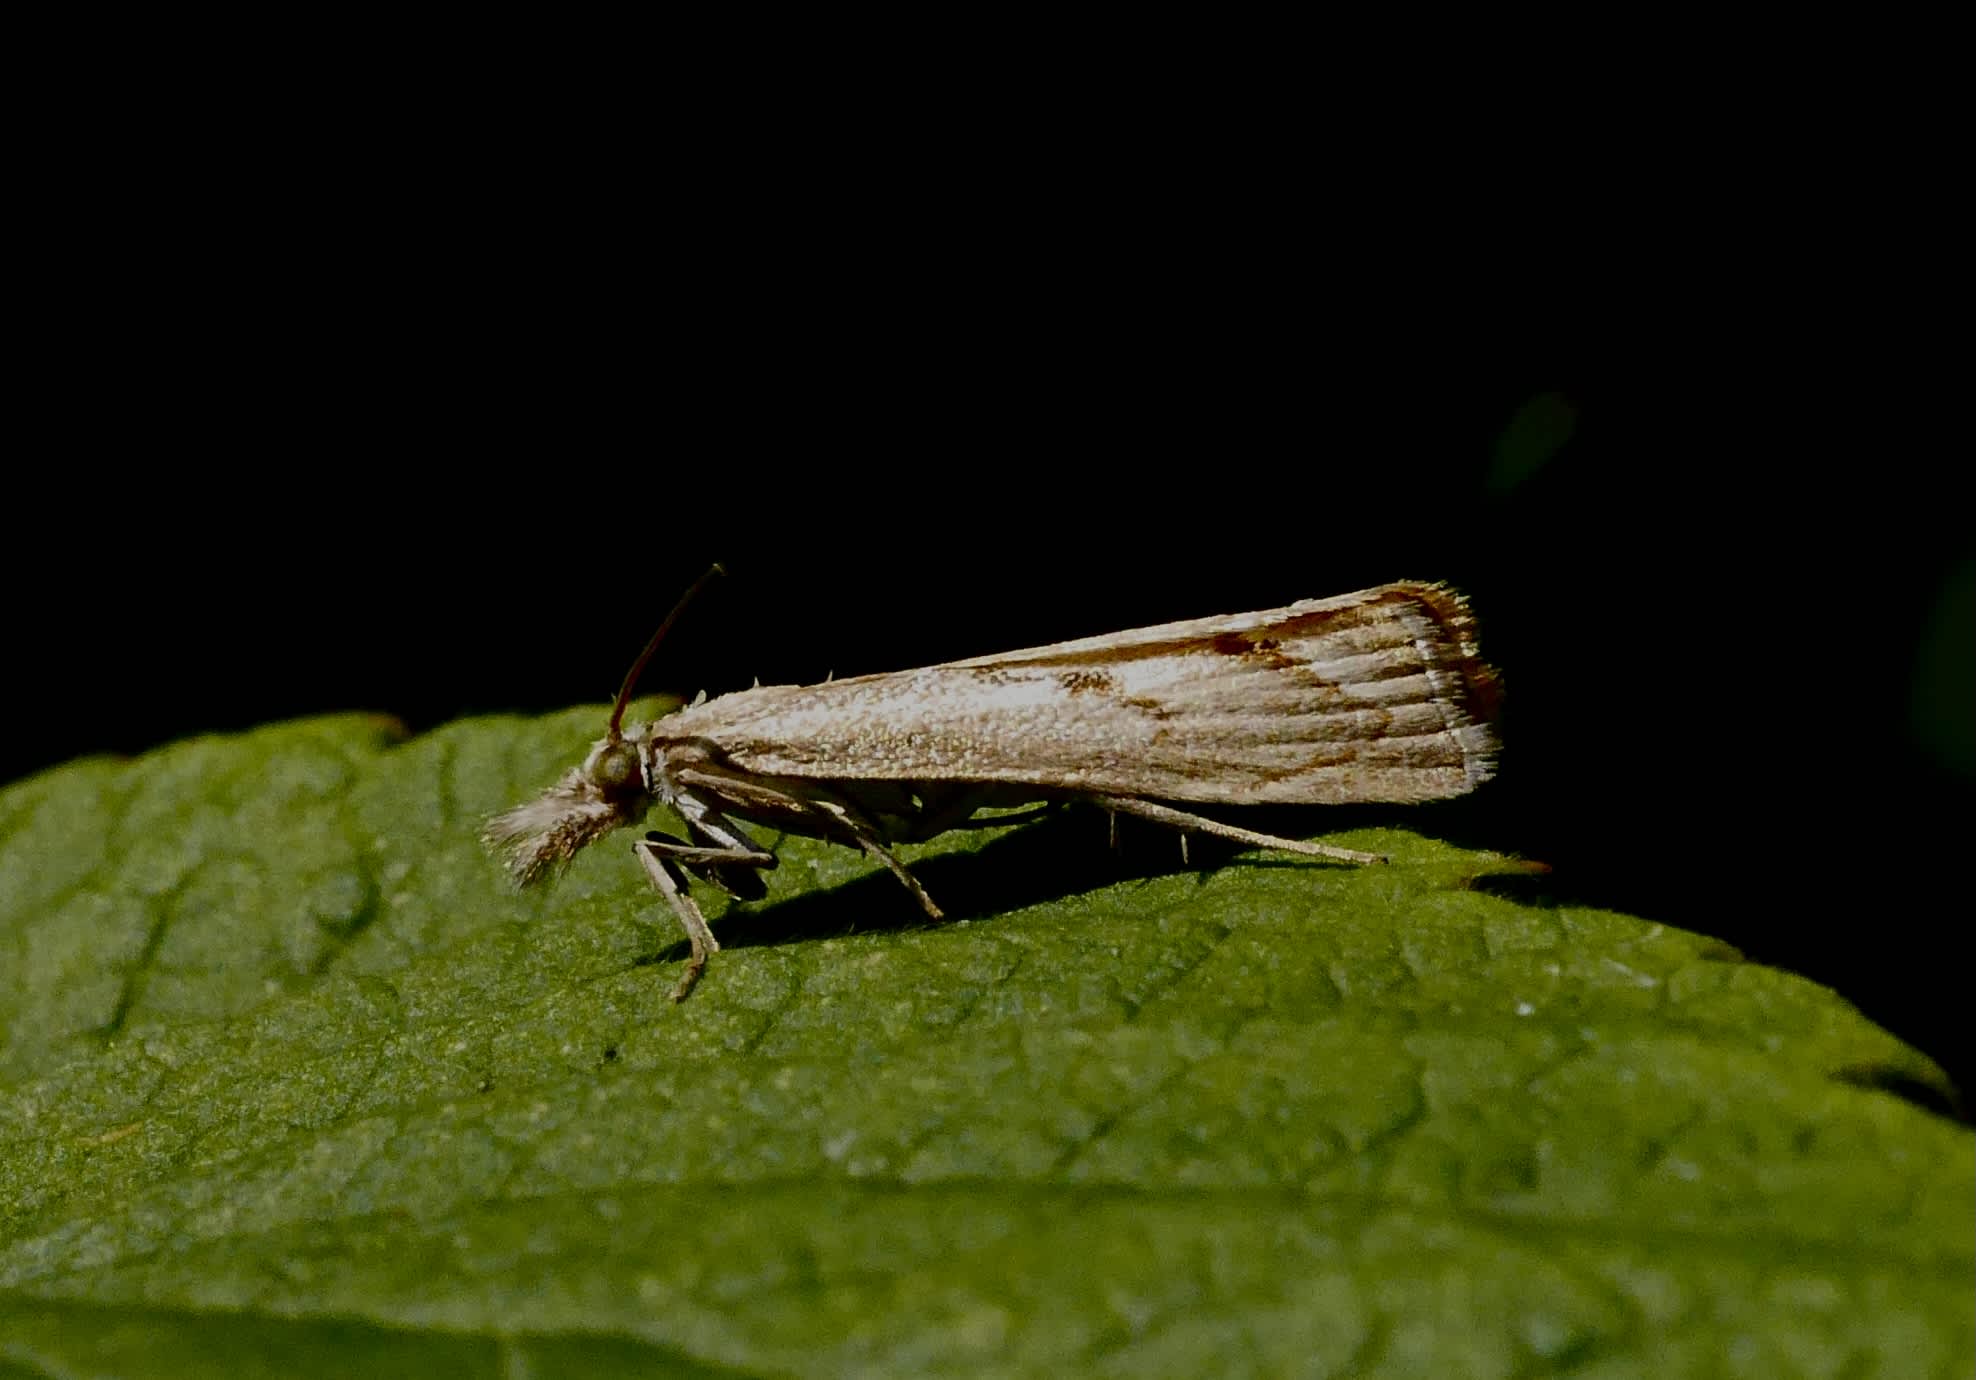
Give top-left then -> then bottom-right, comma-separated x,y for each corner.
855,829 -> 945,920
638,834 -> 774,868
633,799 -> 782,1000
1088,795 -> 1388,866
662,797 -> 779,901
633,840 -> 723,1002
669,794 -> 778,869
809,799 -> 946,922
642,828 -> 768,902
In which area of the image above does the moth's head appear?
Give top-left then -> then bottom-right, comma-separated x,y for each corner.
483,729 -> 652,887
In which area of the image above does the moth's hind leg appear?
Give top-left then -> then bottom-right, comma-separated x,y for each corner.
1088,795 -> 1388,866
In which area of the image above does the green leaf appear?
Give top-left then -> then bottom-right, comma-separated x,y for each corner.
2,710 -> 1969,1378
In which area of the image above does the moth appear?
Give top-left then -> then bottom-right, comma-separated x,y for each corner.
487,577 -> 1500,1000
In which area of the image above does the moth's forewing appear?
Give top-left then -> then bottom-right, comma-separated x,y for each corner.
654,583 -> 1498,806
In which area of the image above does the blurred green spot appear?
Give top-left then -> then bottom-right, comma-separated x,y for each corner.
1910,559 -> 1976,775
1489,391 -> 1577,493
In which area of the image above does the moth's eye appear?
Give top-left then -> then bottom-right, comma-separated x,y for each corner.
594,743 -> 644,796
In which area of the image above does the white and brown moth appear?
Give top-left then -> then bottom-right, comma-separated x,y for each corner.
487,579 -> 1500,999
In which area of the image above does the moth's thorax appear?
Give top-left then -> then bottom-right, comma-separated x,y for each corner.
633,718 -> 719,806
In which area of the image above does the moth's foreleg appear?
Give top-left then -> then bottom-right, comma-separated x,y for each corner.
634,840 -> 724,1001
1088,795 -> 1388,866
668,796 -> 778,870
659,800 -> 779,902
632,801 -> 789,997
639,835 -> 776,869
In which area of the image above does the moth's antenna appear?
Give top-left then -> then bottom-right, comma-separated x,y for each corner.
609,563 -> 726,737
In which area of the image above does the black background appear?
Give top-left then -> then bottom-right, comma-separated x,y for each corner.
8,146 -> 1968,1111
